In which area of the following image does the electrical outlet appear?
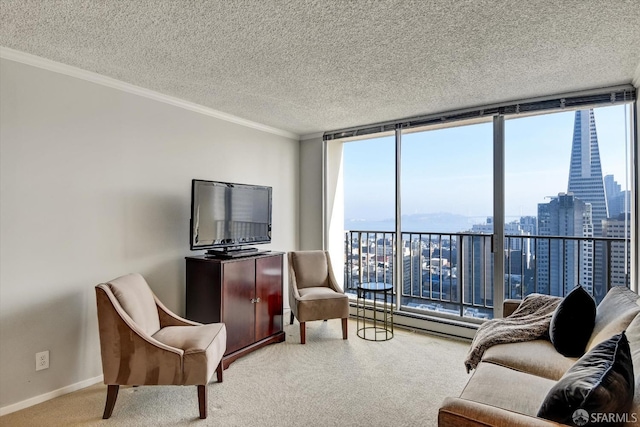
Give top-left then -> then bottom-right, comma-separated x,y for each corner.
36,351 -> 49,371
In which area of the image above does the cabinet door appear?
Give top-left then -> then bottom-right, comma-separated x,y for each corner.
222,259 -> 256,354
185,260 -> 222,324
255,255 -> 283,341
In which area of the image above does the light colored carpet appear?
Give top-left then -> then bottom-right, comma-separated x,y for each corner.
1,318 -> 471,426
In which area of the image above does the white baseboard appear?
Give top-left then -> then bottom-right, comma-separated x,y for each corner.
0,375 -> 104,416
348,304 -> 477,340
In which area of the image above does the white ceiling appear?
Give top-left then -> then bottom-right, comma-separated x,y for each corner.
1,1 -> 639,139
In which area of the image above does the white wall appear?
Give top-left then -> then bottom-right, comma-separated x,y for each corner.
0,58 -> 299,410
297,136 -> 347,285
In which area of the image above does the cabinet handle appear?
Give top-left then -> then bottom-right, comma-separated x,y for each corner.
250,298 -> 261,304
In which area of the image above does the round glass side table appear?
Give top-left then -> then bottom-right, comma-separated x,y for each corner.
356,282 -> 394,341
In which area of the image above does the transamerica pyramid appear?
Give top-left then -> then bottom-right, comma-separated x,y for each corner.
567,109 -> 608,299
567,109 -> 608,235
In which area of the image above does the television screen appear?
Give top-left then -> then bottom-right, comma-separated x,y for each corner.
190,179 -> 272,251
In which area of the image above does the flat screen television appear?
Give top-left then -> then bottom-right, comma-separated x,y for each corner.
190,179 -> 272,256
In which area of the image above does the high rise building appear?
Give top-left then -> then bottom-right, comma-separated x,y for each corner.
460,234 -> 493,306
567,109 -> 608,228
518,216 -> 538,235
603,213 -> 631,287
604,174 -> 630,218
567,109 -> 608,299
604,175 -> 621,213
403,238 -> 423,298
537,193 -> 593,296
471,216 -> 534,271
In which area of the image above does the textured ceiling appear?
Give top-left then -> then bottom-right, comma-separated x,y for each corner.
1,1 -> 639,138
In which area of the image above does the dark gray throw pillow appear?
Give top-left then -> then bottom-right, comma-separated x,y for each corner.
537,332 -> 634,426
549,285 -> 596,357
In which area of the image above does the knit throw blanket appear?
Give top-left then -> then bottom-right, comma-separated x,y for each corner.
464,293 -> 561,373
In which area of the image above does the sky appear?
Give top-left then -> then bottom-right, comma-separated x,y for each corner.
343,104 -> 632,224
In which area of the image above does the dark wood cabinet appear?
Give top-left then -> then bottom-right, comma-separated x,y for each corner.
185,252 -> 285,368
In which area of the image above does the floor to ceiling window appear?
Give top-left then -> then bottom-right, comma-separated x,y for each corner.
343,135 -> 396,295
504,111 -> 573,300
400,123 -> 493,319
505,105 -> 633,304
330,87 -> 636,325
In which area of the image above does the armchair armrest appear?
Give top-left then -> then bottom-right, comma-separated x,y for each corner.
438,397 -> 567,427
287,259 -> 302,299
503,299 -> 522,317
325,251 -> 345,293
154,296 -> 202,327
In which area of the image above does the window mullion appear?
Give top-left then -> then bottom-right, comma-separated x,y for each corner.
394,126 -> 402,311
493,115 -> 506,318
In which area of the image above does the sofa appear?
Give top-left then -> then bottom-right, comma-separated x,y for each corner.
439,286 -> 640,426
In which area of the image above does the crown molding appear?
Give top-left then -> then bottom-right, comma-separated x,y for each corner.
0,46 -> 299,140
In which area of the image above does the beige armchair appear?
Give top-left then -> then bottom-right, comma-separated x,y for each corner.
95,273 -> 226,419
288,251 -> 349,344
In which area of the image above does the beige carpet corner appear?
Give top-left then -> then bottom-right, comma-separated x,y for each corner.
1,318 -> 471,426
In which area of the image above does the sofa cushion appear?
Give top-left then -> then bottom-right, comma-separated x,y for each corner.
460,361 -> 557,418
549,285 -> 596,357
482,339 -> 578,381
587,286 -> 640,352
439,397 -> 564,427
538,332 -> 635,425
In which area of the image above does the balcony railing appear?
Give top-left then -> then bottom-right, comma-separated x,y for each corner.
344,230 -> 630,320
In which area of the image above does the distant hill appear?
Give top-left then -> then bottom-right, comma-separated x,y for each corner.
345,212 -> 486,233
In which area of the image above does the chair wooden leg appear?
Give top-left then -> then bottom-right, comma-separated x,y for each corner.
290,311 -> 294,325
342,317 -> 348,340
198,385 -> 207,419
216,360 -> 224,383
102,384 -> 119,419
300,321 -> 306,344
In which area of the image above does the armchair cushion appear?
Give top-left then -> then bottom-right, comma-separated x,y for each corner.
296,287 -> 349,322
106,273 -> 161,335
298,287 -> 345,300
153,323 -> 227,385
290,251 -> 330,289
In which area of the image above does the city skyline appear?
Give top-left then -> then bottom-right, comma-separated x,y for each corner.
343,104 -> 631,228
344,107 -> 632,319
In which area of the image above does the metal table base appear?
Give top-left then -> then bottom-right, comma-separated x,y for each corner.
356,282 -> 394,341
